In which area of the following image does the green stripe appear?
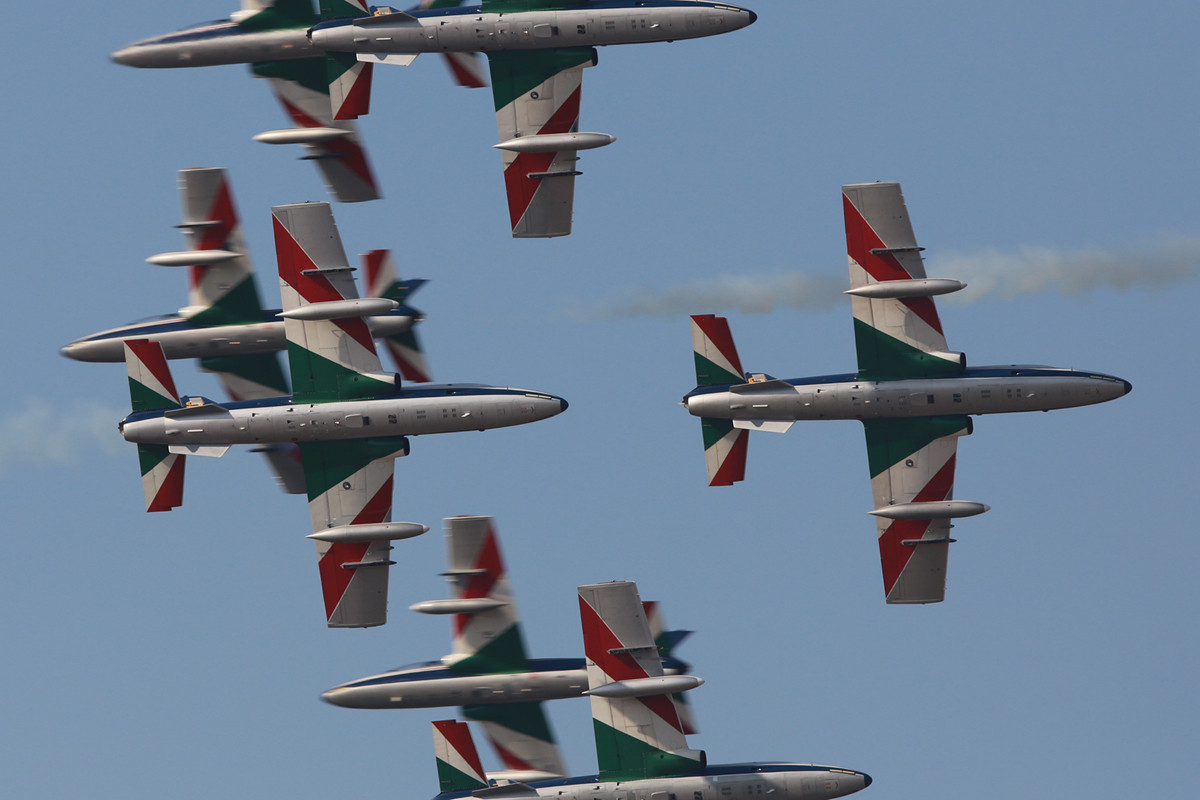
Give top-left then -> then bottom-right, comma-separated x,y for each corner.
137,443 -> 170,478
487,48 -> 595,112
436,758 -> 486,793
694,352 -> 741,386
447,623 -> 529,675
200,353 -> 289,396
188,275 -> 268,328
238,0 -> 316,30
462,701 -> 553,742
128,377 -> 178,413
299,438 -> 409,501
593,720 -> 702,781
251,58 -> 328,96
287,342 -> 395,404
700,417 -> 733,452
862,416 -> 969,478
853,318 -> 962,381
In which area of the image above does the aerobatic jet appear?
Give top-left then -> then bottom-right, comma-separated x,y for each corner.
63,167 -> 429,492
322,516 -> 695,780
117,202 -> 567,627
111,0 -> 756,237
429,581 -> 871,800
684,181 -> 1132,604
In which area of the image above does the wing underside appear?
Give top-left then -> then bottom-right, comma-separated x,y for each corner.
863,416 -> 971,604
487,49 -> 597,238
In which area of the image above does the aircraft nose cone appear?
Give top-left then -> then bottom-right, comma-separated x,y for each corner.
862,773 -> 872,788
747,10 -> 757,25
111,46 -> 137,66
1122,379 -> 1132,395
559,397 -> 569,413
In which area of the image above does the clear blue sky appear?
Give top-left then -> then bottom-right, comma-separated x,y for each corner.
3,3 -> 1198,799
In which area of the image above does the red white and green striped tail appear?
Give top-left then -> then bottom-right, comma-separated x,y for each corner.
433,720 -> 489,793
327,52 -> 373,120
362,249 -> 432,382
843,182 -> 966,381
643,600 -> 698,736
690,314 -> 748,486
124,339 -> 185,512
579,581 -> 706,781
273,202 -> 396,404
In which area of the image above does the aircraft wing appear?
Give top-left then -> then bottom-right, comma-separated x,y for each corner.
252,59 -> 381,203
299,439 -> 413,627
463,702 -> 567,779
486,48 -> 602,238
273,202 -> 396,404
843,181 -> 964,380
862,416 -> 972,604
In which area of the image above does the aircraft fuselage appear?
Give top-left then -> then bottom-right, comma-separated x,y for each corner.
62,310 -> 416,363
112,2 -> 755,68
119,386 -> 566,447
436,763 -> 870,800
322,655 -> 689,709
311,3 -> 756,56
684,366 -> 1132,423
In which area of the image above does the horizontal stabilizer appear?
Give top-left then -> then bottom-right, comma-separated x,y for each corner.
358,52 -> 419,66
733,419 -> 794,434
167,443 -> 231,458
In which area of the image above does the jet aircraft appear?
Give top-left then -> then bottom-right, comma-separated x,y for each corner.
63,167 -> 429,492
112,0 -> 757,237
322,515 -> 696,779
62,168 -> 430,380
118,201 -> 567,627
430,581 -> 871,800
683,181 -> 1132,604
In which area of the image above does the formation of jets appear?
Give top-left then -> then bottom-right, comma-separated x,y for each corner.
112,0 -> 756,237
67,4 -> 1138,797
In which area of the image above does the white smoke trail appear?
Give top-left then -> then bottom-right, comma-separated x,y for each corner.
574,234 -> 1200,319
934,233 -> 1200,304
0,399 -> 126,470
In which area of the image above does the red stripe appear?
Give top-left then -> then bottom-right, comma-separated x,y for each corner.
190,172 -> 238,293
434,720 -> 485,776
454,522 -> 503,638
387,340 -> 432,383
691,314 -> 744,377
272,214 -> 377,354
334,62 -> 373,120
491,739 -> 535,772
148,455 -> 186,512
444,53 -> 487,89
277,97 -> 378,191
127,339 -> 179,402
318,541 -> 370,619
842,193 -> 943,335
578,595 -> 685,733
363,249 -> 387,296
878,454 -> 957,595
503,85 -> 582,231
709,428 -> 747,487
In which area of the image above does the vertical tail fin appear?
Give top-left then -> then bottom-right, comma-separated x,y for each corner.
362,250 -> 432,382
433,720 -> 489,793
689,315 -> 748,486
462,702 -> 566,780
579,581 -> 706,781
124,339 -> 185,512
327,52 -> 374,120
